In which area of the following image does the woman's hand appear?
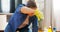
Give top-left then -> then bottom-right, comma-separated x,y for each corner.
28,13 -> 34,16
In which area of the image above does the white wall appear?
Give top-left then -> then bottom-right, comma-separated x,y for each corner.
44,0 -> 52,28
53,0 -> 60,31
0,15 -> 8,30
22,0 -> 28,5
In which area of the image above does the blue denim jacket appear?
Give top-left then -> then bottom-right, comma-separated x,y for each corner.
4,4 -> 38,32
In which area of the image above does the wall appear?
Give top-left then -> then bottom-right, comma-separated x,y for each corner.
0,15 -> 8,30
53,0 -> 60,31
43,0 -> 52,28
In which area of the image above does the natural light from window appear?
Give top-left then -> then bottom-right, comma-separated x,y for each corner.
1,0 -> 10,13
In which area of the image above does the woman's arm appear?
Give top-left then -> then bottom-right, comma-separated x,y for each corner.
21,6 -> 34,15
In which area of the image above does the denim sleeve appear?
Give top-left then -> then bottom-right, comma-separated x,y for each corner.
32,16 -> 38,32
15,4 -> 24,13
4,23 -> 13,32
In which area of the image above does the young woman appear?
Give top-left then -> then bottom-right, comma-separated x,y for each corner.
4,0 -> 38,32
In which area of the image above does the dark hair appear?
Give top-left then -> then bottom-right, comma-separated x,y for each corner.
26,0 -> 37,8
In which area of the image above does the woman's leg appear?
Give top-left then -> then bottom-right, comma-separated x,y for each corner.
20,28 -> 29,32
16,27 -> 29,32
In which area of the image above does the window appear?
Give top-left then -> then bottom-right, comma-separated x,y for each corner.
1,0 -> 10,13
0,0 -> 2,12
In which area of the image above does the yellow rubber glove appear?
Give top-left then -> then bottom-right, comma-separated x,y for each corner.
34,9 -> 44,21
48,28 -> 52,32
48,26 -> 52,32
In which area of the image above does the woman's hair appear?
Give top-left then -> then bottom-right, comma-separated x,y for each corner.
26,0 -> 37,8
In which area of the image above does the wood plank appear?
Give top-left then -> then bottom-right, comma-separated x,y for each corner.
0,30 -> 4,32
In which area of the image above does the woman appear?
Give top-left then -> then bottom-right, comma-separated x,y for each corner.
4,0 -> 38,32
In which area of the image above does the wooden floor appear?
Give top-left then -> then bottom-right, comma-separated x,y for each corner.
38,28 -> 43,32
0,29 -> 43,32
0,29 -> 60,32
38,30 -> 43,32
38,29 -> 60,32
